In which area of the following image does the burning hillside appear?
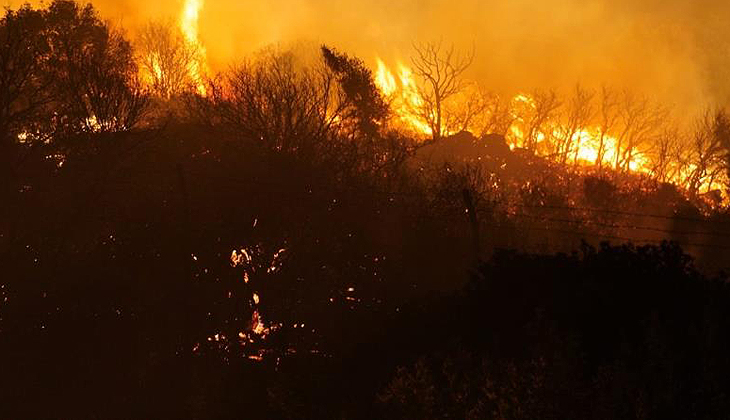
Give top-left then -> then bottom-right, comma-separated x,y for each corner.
134,0 -> 727,197
4,1 -> 730,418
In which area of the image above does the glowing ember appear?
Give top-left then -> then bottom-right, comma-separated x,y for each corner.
251,310 -> 265,335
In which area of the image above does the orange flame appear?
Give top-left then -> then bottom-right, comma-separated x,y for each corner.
375,58 -> 432,136
372,61 -> 727,194
179,0 -> 207,95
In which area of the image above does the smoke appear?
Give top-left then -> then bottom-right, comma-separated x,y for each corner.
5,0 -> 730,113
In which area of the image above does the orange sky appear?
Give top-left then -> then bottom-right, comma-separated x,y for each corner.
5,0 -> 730,113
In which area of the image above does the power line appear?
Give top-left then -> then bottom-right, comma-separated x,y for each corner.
182,166 -> 729,223
490,201 -> 730,226
479,219 -> 730,252
14,165 -> 730,243
178,168 -> 730,236
500,210 -> 730,239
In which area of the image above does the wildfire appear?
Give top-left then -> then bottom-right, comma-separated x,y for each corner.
179,0 -> 207,95
373,62 -> 659,175
506,94 -> 654,173
375,58 -> 433,136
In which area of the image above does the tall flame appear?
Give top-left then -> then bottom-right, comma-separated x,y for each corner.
179,0 -> 207,95
375,59 -> 396,97
375,58 -> 433,136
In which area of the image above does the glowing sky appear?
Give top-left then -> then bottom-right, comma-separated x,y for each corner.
5,0 -> 730,112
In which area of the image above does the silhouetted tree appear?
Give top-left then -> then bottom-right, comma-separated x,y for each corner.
321,45 -> 413,173
649,126 -> 681,183
321,45 -> 389,138
521,89 -> 561,151
681,109 -> 726,197
474,91 -> 514,138
595,86 -> 619,169
0,5 -> 51,198
0,0 -> 147,198
442,83 -> 489,135
137,20 -> 200,98
205,49 -> 343,158
410,41 -> 474,142
556,84 -> 594,165
42,1 -> 148,135
713,109 -> 730,193
614,91 -> 664,171
0,5 -> 51,145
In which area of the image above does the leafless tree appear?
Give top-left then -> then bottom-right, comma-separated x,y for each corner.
410,40 -> 474,141
201,50 -> 343,156
554,85 -> 594,165
714,109 -> 730,193
648,126 -> 682,183
614,92 -> 665,171
443,82 -> 489,134
137,20 -> 200,98
683,110 -> 726,197
477,92 -> 515,138
57,27 -> 149,133
650,127 -> 681,182
594,86 -> 619,169
522,89 -> 561,151
188,47 -> 413,176
80,62 -> 150,133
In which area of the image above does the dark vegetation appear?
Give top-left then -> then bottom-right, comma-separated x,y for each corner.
1,2 -> 730,418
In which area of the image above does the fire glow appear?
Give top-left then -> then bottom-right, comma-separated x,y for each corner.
146,3 -> 726,198
375,58 -> 433,136
179,0 -> 207,94
372,60 -> 724,194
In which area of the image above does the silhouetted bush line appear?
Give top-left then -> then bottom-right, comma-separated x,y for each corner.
377,242 -> 730,419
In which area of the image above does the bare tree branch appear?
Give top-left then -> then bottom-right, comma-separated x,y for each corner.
410,40 -> 475,141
